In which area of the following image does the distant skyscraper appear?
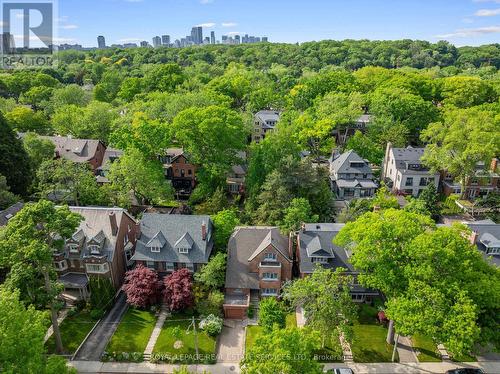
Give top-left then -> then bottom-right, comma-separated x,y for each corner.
210,31 -> 215,44
97,35 -> 106,49
262,37 -> 268,42
235,35 -> 241,44
190,26 -> 203,45
152,36 -> 161,47
140,41 -> 149,48
221,35 -> 228,44
162,35 -> 170,46
204,37 -> 210,44
1,32 -> 15,53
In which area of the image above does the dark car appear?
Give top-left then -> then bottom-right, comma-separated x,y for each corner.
325,368 -> 355,374
445,369 -> 485,374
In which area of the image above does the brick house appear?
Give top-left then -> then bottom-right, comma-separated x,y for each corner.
53,207 -> 139,302
40,135 -> 106,173
159,148 -> 197,196
296,223 -> 379,303
223,227 -> 293,319
442,158 -> 499,199
131,213 -> 214,274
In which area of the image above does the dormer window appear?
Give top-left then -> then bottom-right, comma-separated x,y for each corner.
312,257 -> 328,263
178,247 -> 189,254
68,244 -> 79,253
151,246 -> 160,253
88,245 -> 100,255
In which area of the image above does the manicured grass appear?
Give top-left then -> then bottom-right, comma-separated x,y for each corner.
45,311 -> 97,354
152,316 -> 217,363
351,304 -> 397,363
412,334 -> 441,362
107,308 -> 157,353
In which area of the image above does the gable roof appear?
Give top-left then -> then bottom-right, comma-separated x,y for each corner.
466,221 -> 500,267
248,229 -> 291,261
255,110 -> 280,127
39,135 -> 104,164
132,214 -> 213,264
0,202 -> 24,226
225,226 -> 290,290
330,150 -> 372,175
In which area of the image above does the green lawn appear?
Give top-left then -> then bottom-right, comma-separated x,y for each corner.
351,304 -> 397,363
412,334 -> 441,362
107,308 -> 157,353
152,315 -> 217,364
45,311 -> 97,354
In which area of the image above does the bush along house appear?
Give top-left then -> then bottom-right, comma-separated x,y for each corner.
296,223 -> 379,303
223,227 -> 293,319
131,213 -> 214,274
53,207 -> 139,303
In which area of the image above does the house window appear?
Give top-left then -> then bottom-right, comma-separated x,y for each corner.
146,261 -> 155,269
352,294 -> 365,302
125,250 -> 132,262
262,288 -> 278,296
405,177 -> 413,186
262,272 -> 278,280
86,263 -> 109,273
123,234 -> 129,246
264,252 -> 277,261
312,257 -> 328,263
178,247 -> 189,254
188,169 -> 192,175
88,245 -> 100,255
486,247 -> 500,255
68,244 -> 79,253
54,260 -> 67,270
150,246 -> 160,253
166,262 -> 175,271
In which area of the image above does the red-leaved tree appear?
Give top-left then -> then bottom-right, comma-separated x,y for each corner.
163,268 -> 194,311
122,265 -> 161,308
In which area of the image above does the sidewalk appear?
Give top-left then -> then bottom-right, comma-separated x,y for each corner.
70,360 -> 500,373
396,335 -> 418,363
44,308 -> 69,343
143,305 -> 169,359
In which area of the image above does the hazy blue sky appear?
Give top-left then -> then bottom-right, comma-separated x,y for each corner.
54,0 -> 500,47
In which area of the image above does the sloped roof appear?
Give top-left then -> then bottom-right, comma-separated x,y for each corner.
0,202 -> 24,226
146,231 -> 167,248
39,135 -> 103,163
132,214 -> 213,264
255,110 -> 280,125
248,229 -> 291,261
225,226 -> 290,289
175,232 -> 194,248
330,150 -> 372,175
465,222 -> 500,267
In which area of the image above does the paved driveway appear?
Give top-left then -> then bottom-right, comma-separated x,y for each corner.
217,321 -> 245,363
73,292 -> 128,361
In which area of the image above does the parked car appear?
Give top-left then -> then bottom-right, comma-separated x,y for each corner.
325,368 -> 355,374
445,369 -> 485,374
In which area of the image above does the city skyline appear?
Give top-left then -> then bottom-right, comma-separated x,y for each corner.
54,0 -> 500,48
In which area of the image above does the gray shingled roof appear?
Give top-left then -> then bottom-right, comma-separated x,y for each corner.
466,222 -> 500,267
225,226 -> 290,289
330,150 -> 373,175
0,202 -> 24,226
132,214 -> 213,264
39,135 -> 103,164
255,110 -> 280,128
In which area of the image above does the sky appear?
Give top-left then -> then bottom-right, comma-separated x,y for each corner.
49,0 -> 500,47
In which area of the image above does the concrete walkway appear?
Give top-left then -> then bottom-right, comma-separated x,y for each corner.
295,306 -> 306,328
217,320 -> 245,363
396,335 -> 418,363
69,360 -> 500,373
73,292 -> 128,361
339,331 -> 353,362
44,308 -> 69,343
144,305 -> 169,358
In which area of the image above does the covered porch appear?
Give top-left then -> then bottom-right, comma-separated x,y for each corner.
59,272 -> 90,302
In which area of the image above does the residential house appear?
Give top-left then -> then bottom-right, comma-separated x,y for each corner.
223,227 -> 293,319
159,148 -> 197,196
96,148 -> 123,184
442,158 -> 499,199
226,151 -> 247,195
131,213 -> 214,274
382,143 -> 440,197
297,223 -> 379,303
40,135 -> 106,173
253,110 -> 281,143
466,219 -> 500,267
0,201 -> 24,227
53,207 -> 139,302
332,114 -> 372,145
329,150 -> 377,200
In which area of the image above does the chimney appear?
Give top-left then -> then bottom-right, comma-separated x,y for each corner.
135,222 -> 141,239
490,158 -> 498,173
109,211 -> 118,236
201,221 -> 207,241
